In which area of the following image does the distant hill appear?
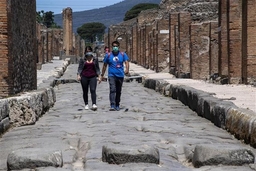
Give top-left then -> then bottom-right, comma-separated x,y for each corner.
54,0 -> 162,33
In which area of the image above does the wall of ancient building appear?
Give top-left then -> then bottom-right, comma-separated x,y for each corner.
0,0 -> 37,98
108,0 -> 244,83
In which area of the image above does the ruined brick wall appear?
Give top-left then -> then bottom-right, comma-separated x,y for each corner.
219,0 -> 256,84
190,22 -> 210,79
178,12 -> 191,77
0,0 -> 37,98
160,0 -> 218,22
52,29 -> 63,57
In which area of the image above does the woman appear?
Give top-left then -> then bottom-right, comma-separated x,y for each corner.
77,46 -> 100,110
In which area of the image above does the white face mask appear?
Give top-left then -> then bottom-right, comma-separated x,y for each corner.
86,52 -> 93,56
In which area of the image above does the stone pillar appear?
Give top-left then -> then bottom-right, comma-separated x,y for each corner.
80,39 -> 85,57
210,22 -> 219,76
152,29 -> 157,71
47,29 -> 53,60
145,24 -> 152,69
246,0 -> 256,84
36,23 -> 44,66
229,0 -> 243,84
75,34 -> 81,57
62,7 -> 73,56
169,13 -> 179,75
149,31 -> 153,69
219,0 -> 229,77
138,27 -> 142,66
132,24 -> 137,63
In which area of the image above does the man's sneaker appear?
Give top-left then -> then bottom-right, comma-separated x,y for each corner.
92,104 -> 97,110
84,105 -> 89,110
109,105 -> 116,111
115,106 -> 120,111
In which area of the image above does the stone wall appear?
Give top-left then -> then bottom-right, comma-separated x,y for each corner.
0,0 -> 37,98
95,0 -> 256,84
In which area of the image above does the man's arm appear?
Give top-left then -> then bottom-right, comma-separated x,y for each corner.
99,63 -> 108,83
124,60 -> 129,75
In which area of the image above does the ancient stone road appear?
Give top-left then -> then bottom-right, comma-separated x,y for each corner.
0,64 -> 256,170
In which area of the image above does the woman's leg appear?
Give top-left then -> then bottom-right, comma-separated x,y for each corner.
89,76 -> 97,105
81,76 -> 89,105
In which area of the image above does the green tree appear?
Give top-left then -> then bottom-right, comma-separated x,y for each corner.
36,10 -> 61,28
124,3 -> 159,21
77,22 -> 106,43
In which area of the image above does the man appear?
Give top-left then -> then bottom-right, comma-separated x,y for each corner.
99,40 -> 129,111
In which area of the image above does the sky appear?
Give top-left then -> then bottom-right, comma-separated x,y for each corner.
36,0 -> 124,15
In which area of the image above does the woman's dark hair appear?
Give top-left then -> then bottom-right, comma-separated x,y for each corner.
84,46 -> 93,54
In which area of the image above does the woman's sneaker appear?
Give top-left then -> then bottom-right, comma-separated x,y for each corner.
84,105 -> 89,110
92,104 -> 97,110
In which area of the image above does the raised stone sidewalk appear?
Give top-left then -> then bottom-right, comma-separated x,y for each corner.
0,57 -> 70,135
129,63 -> 256,148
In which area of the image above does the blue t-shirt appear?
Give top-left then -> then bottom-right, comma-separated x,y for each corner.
103,51 -> 129,77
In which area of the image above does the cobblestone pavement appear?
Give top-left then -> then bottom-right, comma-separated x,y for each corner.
0,63 -> 256,170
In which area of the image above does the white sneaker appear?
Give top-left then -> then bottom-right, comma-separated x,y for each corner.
84,105 -> 89,110
92,104 -> 97,110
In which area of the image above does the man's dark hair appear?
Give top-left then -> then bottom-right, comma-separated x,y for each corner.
112,40 -> 120,47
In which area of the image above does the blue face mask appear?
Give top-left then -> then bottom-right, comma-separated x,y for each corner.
113,46 -> 119,52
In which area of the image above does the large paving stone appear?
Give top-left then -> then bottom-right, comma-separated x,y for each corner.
102,145 -> 159,165
7,148 -> 63,170
192,144 -> 254,168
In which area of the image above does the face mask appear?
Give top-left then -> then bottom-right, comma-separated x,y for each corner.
86,52 -> 93,56
113,46 -> 119,52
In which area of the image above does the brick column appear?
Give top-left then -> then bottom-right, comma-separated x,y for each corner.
229,0 -> 243,84
62,8 -> 73,56
210,22 -> 219,75
246,0 -> 256,83
156,17 -> 169,72
219,0 -> 229,77
169,13 -> 179,75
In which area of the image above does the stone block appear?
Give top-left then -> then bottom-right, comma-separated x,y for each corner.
102,145 -> 159,164
192,144 -> 254,168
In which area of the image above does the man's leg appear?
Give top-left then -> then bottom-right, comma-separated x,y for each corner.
115,77 -> 124,108
108,76 -> 116,108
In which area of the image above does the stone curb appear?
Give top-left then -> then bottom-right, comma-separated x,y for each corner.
0,59 -> 70,135
142,78 -> 256,148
